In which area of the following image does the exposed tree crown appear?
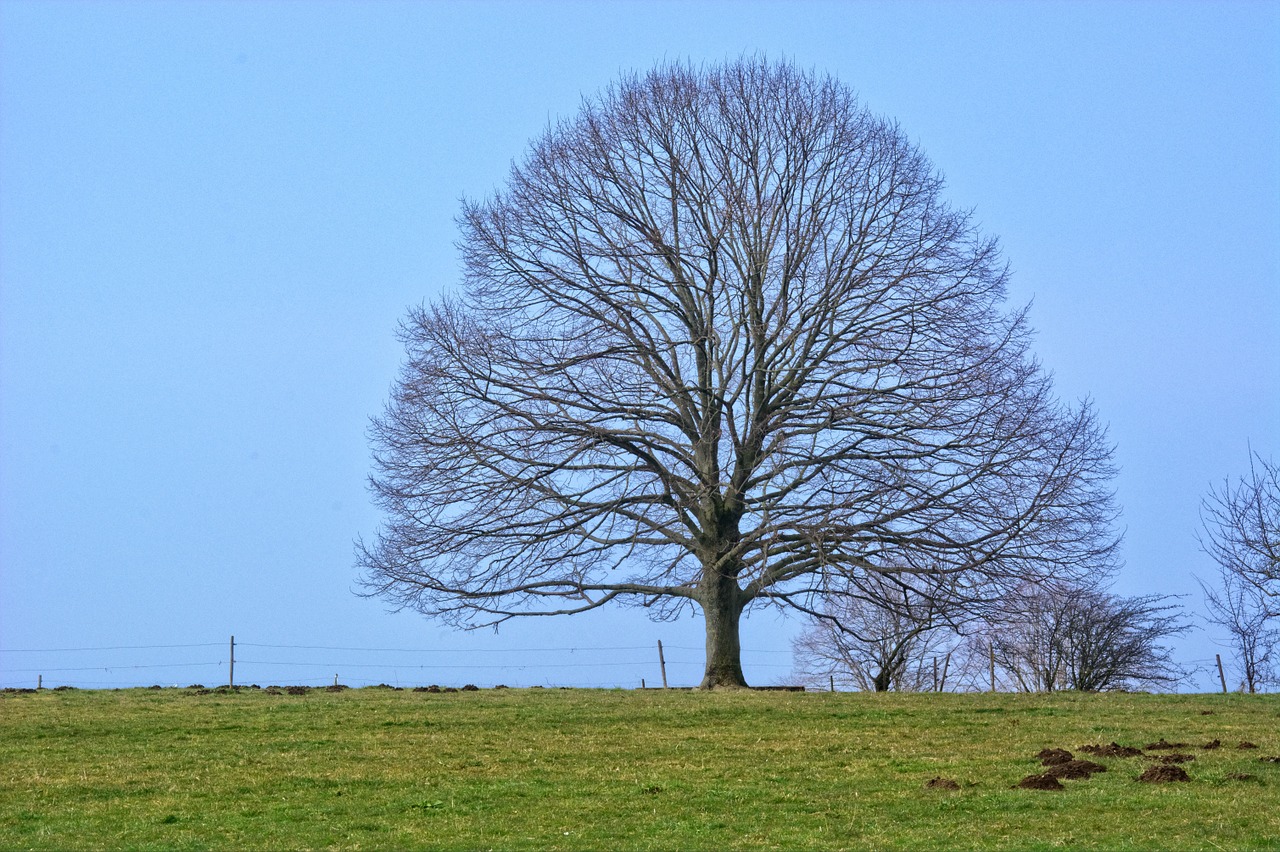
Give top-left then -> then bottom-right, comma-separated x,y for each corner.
1200,451 -> 1280,614
359,59 -> 1120,687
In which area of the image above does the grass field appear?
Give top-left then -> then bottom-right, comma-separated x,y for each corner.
2,686 -> 1278,850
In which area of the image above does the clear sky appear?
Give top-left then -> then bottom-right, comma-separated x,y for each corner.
2,0 -> 1277,691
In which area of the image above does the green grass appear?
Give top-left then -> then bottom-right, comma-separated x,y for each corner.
2,687 -> 1278,850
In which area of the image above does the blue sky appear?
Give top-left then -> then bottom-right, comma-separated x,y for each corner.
2,1 -> 1277,690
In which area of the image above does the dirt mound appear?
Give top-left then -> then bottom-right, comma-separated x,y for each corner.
461,684 -> 479,691
1137,764 -> 1190,783
325,684 -> 349,692
1013,774 -> 1064,791
924,777 -> 960,790
1144,738 -> 1188,750
1157,753 -> 1195,764
1238,741 -> 1259,749
1080,742 -> 1144,758
285,686 -> 309,695
1199,710 -> 1215,715
1036,748 -> 1073,766
1258,756 -> 1280,764
1202,739 -> 1222,750
1044,759 -> 1107,779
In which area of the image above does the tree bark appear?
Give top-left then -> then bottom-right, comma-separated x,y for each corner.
699,572 -> 748,689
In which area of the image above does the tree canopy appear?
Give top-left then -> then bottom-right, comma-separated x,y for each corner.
359,58 -> 1120,688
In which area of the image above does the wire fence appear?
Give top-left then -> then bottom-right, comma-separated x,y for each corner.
0,640 -> 1245,693
0,638 -> 796,690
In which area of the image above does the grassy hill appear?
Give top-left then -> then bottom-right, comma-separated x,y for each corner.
2,686 -> 1278,849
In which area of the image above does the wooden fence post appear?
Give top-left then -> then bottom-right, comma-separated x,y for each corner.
989,642 -> 996,692
1216,654 -> 1228,694
229,635 -> 235,688
657,641 -> 669,689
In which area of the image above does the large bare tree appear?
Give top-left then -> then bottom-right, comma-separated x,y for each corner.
359,59 -> 1120,688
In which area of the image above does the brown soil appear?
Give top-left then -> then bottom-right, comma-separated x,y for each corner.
1037,748 -> 1074,766
924,777 -> 961,790
1080,742 -> 1144,758
1144,738 -> 1188,750
1157,753 -> 1195,764
1137,764 -> 1191,783
1013,774 -> 1064,791
1258,756 -> 1280,764
1199,710 -> 1215,715
1202,739 -> 1222,750
1238,741 -> 1259,749
1044,759 -> 1107,779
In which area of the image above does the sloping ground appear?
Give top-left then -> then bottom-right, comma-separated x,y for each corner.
1,688 -> 1278,850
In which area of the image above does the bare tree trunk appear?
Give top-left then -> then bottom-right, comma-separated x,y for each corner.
699,572 -> 748,689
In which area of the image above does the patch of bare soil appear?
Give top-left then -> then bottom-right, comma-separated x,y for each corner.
1136,764 -> 1191,783
1080,742 -> 1144,758
1258,756 -> 1280,764
1013,774 -> 1064,791
924,777 -> 960,790
1238,741 -> 1259,749
1202,739 -> 1222,750
1037,748 -> 1073,766
1044,759 -> 1107,780
285,686 -> 309,695
1144,738 -> 1188,750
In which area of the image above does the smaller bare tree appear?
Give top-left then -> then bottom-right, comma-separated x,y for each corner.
1198,450 -> 1280,693
1199,566 -> 1278,694
791,574 -> 961,692
975,583 -> 1189,692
